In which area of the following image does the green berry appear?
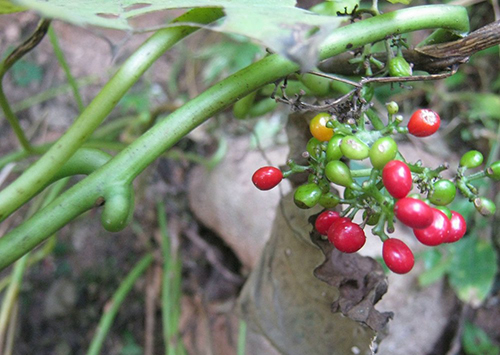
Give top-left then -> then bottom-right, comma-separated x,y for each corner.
325,160 -> 355,188
388,56 -> 412,77
319,192 -> 340,208
386,101 -> 399,115
369,137 -> 398,169
428,179 -> 456,206
294,183 -> 322,209
306,137 -> 323,160
474,197 -> 496,216
435,206 -> 452,219
340,135 -> 369,160
326,135 -> 344,161
460,150 -> 484,169
486,161 -> 500,181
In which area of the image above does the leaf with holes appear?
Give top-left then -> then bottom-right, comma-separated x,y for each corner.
11,0 -> 343,69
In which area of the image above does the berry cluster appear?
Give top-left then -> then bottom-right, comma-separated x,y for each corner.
252,103 -> 499,274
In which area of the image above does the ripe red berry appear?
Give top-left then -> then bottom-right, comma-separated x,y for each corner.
407,109 -> 441,137
413,208 -> 450,246
315,210 -> 341,235
382,238 -> 415,274
394,197 -> 433,229
444,211 -> 467,243
328,221 -> 366,253
252,166 -> 283,190
382,160 -> 412,199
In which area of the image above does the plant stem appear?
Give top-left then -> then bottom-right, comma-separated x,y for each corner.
0,7 -> 225,221
237,320 -> 247,355
86,254 -> 153,355
0,85 -> 33,152
0,254 -> 28,352
0,5 -> 470,271
48,25 -> 85,112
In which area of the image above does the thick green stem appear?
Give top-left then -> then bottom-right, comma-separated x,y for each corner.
0,5 -> 470,271
86,254 -> 153,355
0,8 -> 225,221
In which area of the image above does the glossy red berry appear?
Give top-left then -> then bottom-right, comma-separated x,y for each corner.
252,166 -> 283,190
328,221 -> 366,253
413,208 -> 450,246
382,238 -> 415,274
394,197 -> 433,229
315,211 -> 341,235
382,160 -> 412,199
407,109 -> 440,137
444,211 -> 467,243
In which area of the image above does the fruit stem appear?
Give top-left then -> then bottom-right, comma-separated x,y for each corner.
372,213 -> 389,241
466,170 -> 486,181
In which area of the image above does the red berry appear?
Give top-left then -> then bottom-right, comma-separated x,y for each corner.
394,197 -> 433,229
407,109 -> 441,137
315,211 -> 341,235
413,208 -> 450,246
382,238 -> 415,274
444,211 -> 467,243
382,160 -> 413,199
252,166 -> 283,190
328,221 -> 366,253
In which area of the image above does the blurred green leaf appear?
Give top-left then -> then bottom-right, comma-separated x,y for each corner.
444,71 -> 466,89
310,0 -> 359,16
0,0 -> 25,13
386,0 -> 411,5
12,0 -> 343,70
11,59 -> 43,87
462,322 -> 500,355
198,37 -> 262,84
468,93 -> 500,120
250,116 -> 283,149
119,90 -> 150,114
418,249 -> 452,287
448,236 -> 497,306
120,331 -> 143,355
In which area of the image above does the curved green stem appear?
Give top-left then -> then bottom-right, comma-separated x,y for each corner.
0,5 -> 470,271
0,7 -> 225,221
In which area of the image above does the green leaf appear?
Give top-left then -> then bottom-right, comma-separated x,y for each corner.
462,322 -> 500,355
0,0 -> 25,14
448,236 -> 497,306
418,248 -> 452,287
386,0 -> 411,4
198,36 -> 262,84
468,93 -> 500,120
11,0 -> 343,69
11,59 -> 43,87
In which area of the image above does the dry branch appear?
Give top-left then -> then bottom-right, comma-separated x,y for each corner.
319,20 -> 500,75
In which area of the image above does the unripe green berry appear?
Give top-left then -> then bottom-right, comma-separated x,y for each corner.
294,183 -> 322,209
386,101 -> 399,115
318,192 -> 340,208
460,150 -> 484,169
474,197 -> 496,216
388,56 -> 412,77
486,161 -> 500,181
325,160 -> 355,188
428,179 -> 456,206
